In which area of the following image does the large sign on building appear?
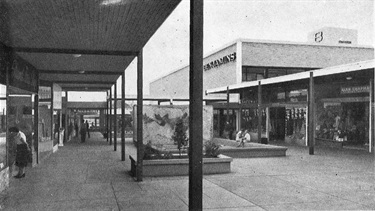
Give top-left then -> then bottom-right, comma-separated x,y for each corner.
203,52 -> 236,71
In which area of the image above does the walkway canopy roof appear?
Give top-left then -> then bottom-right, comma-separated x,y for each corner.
206,60 -> 375,95
1,0 -> 181,92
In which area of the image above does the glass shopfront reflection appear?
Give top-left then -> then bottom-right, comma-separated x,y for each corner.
0,84 -> 7,169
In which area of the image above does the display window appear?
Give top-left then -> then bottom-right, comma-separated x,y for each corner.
0,84 -> 6,169
240,108 -> 266,134
316,102 -> 369,146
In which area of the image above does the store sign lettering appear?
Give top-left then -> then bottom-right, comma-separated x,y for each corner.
74,109 -> 100,115
315,31 -> 323,43
341,86 -> 370,94
203,52 -> 236,71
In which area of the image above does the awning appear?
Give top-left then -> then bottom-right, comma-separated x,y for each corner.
206,59 -> 375,94
1,0 -> 182,92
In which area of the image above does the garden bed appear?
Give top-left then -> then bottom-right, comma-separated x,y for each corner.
213,138 -> 287,158
129,154 -> 233,177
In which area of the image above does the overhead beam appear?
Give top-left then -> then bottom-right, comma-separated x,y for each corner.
41,80 -> 115,85
61,88 -> 111,92
39,70 -> 122,75
12,47 -> 138,56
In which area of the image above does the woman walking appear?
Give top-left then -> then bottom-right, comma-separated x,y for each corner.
9,127 -> 30,178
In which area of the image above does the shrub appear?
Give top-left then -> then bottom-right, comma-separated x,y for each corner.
172,119 -> 189,156
143,141 -> 161,159
204,140 -> 221,157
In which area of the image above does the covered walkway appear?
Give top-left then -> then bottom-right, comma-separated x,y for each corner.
0,132 -> 373,210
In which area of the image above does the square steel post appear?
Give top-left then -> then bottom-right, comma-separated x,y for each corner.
114,83 -> 117,151
106,91 -> 109,142
258,81 -> 262,143
226,86 -> 230,122
109,88 -> 112,145
64,91 -> 68,143
121,72 -> 126,161
189,0 -> 203,210
370,79 -> 373,152
136,50 -> 144,182
34,93 -> 39,164
308,72 -> 315,155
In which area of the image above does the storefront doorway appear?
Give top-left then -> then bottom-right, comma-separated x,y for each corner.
269,107 -> 286,141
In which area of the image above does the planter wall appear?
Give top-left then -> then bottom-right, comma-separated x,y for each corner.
130,154 -> 232,177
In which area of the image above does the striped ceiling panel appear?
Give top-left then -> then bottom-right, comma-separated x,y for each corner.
0,0 -> 181,91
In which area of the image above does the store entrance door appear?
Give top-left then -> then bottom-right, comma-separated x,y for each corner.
269,107 -> 286,141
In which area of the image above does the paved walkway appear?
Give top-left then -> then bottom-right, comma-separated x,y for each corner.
1,132 -> 374,210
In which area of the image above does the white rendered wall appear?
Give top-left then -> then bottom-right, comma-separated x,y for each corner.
150,44 -> 238,100
242,42 -> 374,68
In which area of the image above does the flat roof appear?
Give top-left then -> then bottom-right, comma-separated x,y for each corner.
150,38 -> 374,85
206,59 -> 375,94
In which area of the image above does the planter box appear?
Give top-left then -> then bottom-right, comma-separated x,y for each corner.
130,154 -> 232,177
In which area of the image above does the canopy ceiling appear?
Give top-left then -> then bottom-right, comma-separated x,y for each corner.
0,0 -> 181,92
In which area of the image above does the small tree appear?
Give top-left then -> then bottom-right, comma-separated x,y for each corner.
172,119 -> 188,157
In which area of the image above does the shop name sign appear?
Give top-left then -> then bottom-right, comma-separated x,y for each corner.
341,85 -> 370,94
74,109 -> 100,115
203,52 -> 236,71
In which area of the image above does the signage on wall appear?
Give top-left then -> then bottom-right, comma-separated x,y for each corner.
39,86 -> 52,99
203,52 -> 236,71
7,54 -> 38,93
53,83 -> 62,109
341,85 -> 370,94
314,31 -> 323,43
73,109 -> 100,115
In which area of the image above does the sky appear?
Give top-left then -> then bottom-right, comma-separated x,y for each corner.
70,0 -> 374,101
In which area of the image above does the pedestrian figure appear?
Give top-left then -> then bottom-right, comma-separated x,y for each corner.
80,120 -> 87,143
74,122 -> 79,137
9,127 -> 30,178
68,121 -> 73,141
238,129 -> 250,147
85,120 -> 90,138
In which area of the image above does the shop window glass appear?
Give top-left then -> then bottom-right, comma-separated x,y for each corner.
316,102 -> 369,145
0,84 -> 6,98
0,99 -> 6,169
268,69 -> 287,78
242,67 -> 265,82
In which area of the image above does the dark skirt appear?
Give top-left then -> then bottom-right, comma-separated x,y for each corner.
15,144 -> 29,167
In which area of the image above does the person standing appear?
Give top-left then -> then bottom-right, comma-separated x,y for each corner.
80,120 -> 87,143
85,120 -> 90,139
74,121 -> 79,137
9,127 -> 29,178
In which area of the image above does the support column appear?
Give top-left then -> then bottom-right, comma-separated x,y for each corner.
257,81 -> 262,143
308,72 -> 315,155
51,84 -> 54,141
121,72 -> 126,161
64,91 -> 68,144
106,91 -> 109,142
369,79 -> 373,152
226,86 -> 230,122
109,88 -> 112,145
136,50 -> 144,182
239,90 -> 244,130
189,0 -> 203,210
114,83 -> 117,151
34,94 -> 39,164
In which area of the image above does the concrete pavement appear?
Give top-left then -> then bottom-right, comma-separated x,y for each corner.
1,132 -> 374,210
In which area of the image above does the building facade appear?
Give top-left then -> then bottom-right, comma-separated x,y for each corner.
149,29 -> 374,146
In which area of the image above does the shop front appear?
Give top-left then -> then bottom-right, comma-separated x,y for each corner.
316,82 -> 373,149
0,45 -> 39,192
207,60 -> 374,152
